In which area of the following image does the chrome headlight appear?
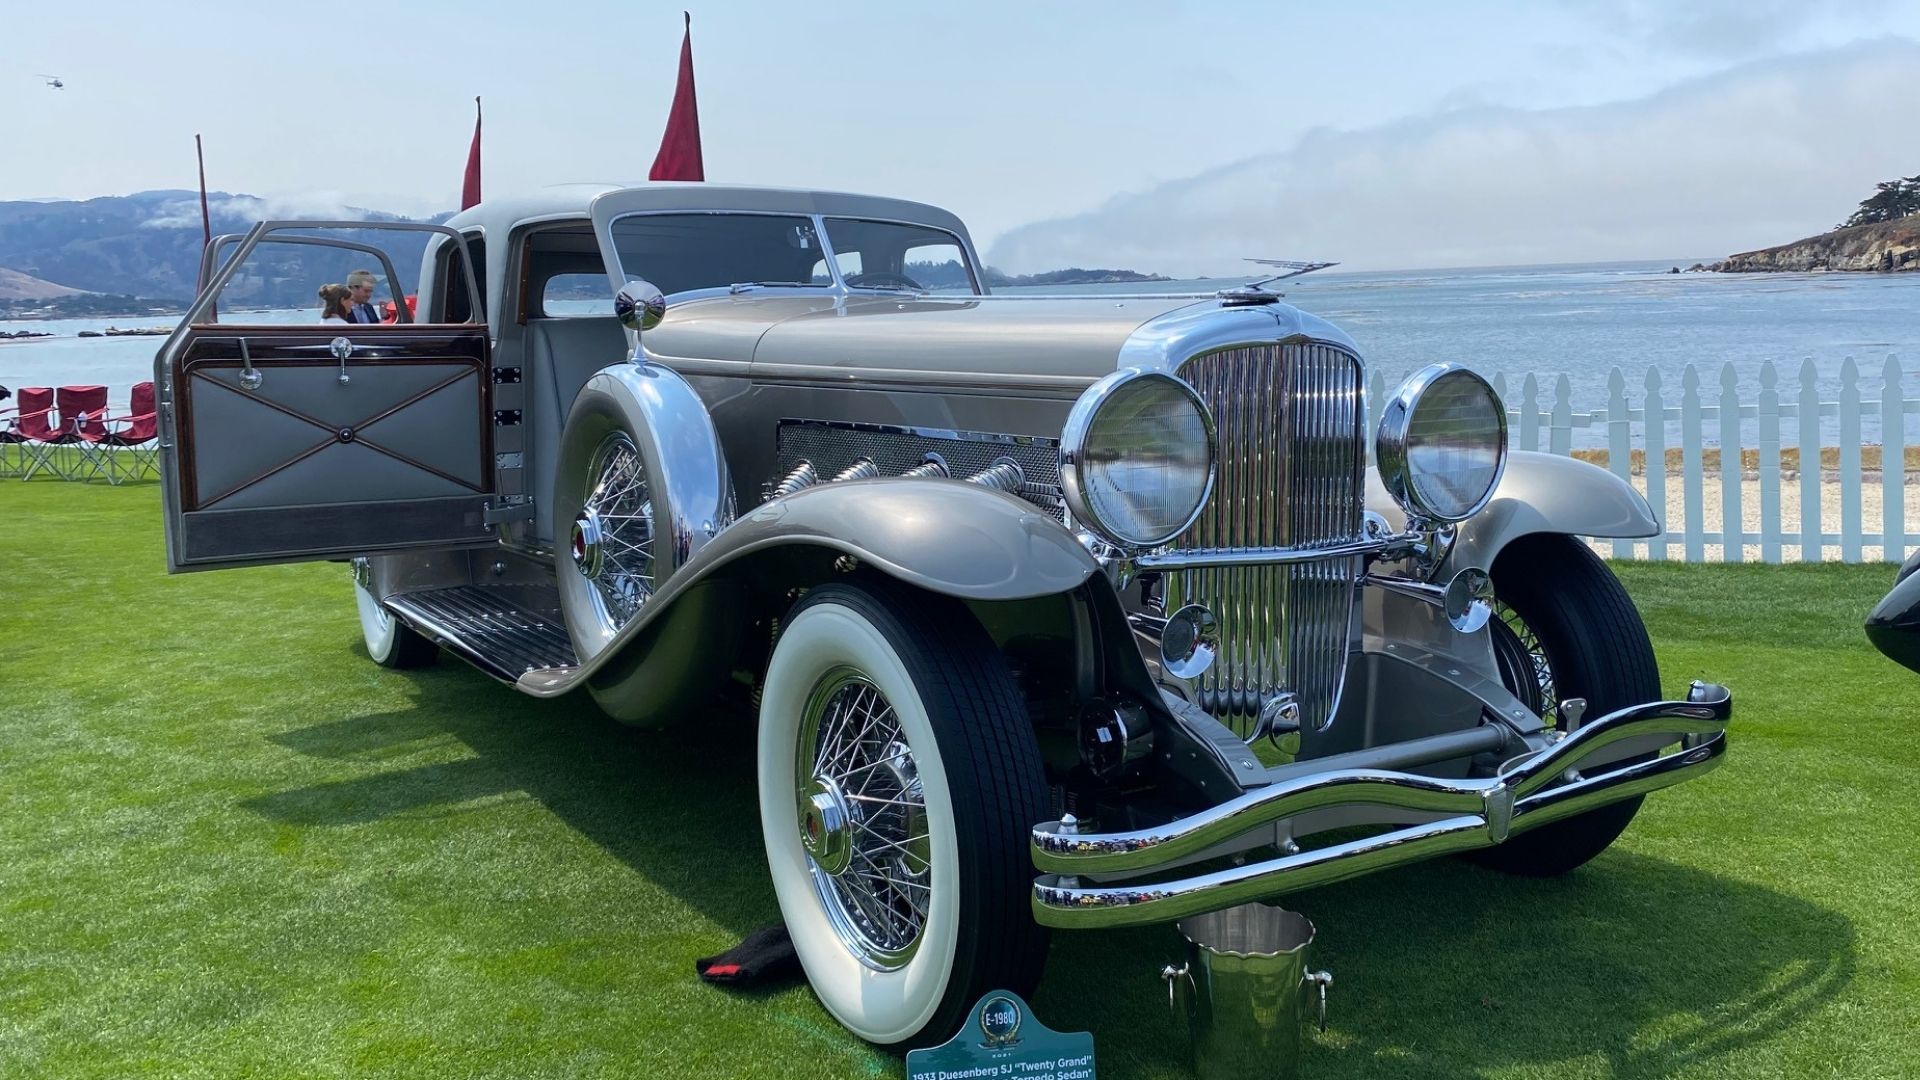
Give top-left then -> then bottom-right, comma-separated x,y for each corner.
1060,369 -> 1216,550
1376,363 -> 1507,523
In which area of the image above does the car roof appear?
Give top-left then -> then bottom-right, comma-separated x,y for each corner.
443,183 -> 967,236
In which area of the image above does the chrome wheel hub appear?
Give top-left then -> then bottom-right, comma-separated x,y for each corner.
796,669 -> 931,971
577,432 -> 655,630
799,776 -> 854,876
571,509 -> 606,578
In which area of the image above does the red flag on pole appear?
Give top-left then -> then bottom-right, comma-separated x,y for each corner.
649,12 -> 704,181
461,97 -> 483,210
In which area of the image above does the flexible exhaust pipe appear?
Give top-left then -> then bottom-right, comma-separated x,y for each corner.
901,453 -> 949,479
832,458 -> 880,483
966,457 -> 1025,493
770,460 -> 817,500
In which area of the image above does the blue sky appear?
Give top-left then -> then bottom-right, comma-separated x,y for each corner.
6,0 -> 1920,271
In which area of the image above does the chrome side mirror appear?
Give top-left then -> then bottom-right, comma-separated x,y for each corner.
614,279 -> 666,333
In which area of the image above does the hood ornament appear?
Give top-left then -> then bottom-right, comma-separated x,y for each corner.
1217,258 -> 1340,306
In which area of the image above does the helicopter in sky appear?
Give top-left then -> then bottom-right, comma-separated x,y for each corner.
38,75 -> 64,89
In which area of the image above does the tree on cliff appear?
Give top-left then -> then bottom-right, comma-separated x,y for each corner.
1839,174 -> 1920,229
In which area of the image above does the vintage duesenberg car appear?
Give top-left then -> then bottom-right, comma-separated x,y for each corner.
155,184 -> 1732,1048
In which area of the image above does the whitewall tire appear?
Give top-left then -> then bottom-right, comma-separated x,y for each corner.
353,559 -> 438,669
757,580 -> 1049,1049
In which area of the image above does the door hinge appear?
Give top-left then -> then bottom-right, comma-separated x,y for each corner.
482,496 -> 537,526
494,409 -> 523,426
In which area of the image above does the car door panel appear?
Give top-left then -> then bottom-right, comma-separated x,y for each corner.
165,326 -> 495,570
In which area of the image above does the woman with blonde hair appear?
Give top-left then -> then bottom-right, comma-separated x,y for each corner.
318,283 -> 352,322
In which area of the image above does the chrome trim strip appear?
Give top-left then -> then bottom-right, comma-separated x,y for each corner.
1136,538 -> 1390,570
775,416 -> 1061,450
746,360 -> 1096,395
1029,684 -> 1731,928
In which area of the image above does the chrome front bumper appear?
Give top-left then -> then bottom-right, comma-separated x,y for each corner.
1031,683 -> 1732,929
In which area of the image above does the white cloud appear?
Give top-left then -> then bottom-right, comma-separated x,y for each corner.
140,192 -> 370,230
988,40 -> 1920,275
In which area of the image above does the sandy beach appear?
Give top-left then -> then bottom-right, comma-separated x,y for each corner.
1599,470 -> 1918,562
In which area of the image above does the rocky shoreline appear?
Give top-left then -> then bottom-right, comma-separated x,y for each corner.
1706,217 -> 1920,273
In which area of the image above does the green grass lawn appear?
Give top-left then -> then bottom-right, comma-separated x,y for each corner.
2,480 -> 1914,1079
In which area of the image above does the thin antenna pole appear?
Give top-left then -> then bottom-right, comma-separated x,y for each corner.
196,134 -> 216,320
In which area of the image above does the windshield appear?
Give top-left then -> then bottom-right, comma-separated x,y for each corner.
609,213 -> 831,294
608,211 -> 981,296
821,218 -> 979,294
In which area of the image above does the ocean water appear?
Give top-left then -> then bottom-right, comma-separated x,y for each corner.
5,260 -> 1916,444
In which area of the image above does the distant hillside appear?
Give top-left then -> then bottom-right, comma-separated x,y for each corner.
0,266 -> 82,301
1712,217 -> 1920,273
0,191 -> 445,306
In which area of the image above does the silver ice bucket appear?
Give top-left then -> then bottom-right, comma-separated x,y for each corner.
1162,904 -> 1332,1080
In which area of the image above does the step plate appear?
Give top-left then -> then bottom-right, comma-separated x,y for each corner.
385,585 -> 579,682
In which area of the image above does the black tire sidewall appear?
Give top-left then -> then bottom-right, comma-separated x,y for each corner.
1471,533 -> 1660,875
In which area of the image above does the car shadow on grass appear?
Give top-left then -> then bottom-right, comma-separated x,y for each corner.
246,653 -> 775,938
1037,851 -> 1855,1079
246,654 -> 1854,1079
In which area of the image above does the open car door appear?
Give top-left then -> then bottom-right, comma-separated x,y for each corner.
156,221 -> 498,572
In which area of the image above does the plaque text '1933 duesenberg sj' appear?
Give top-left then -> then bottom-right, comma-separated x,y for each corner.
154,184 -> 1732,1049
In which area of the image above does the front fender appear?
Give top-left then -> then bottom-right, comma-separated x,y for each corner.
1368,451 -> 1659,575
522,478 -> 1101,719
718,479 -> 1100,600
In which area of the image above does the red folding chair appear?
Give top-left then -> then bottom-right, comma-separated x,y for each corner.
94,381 -> 159,484
0,386 -> 53,479
23,385 -> 106,481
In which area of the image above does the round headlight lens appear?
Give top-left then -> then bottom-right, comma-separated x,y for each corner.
1376,364 -> 1507,523
1060,370 -> 1216,549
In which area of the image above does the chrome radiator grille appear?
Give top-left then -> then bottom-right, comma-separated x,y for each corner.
1165,342 -> 1366,736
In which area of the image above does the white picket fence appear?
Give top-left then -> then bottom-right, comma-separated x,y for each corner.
1366,356 -> 1918,564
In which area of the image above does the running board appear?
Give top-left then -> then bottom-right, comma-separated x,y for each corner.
384,585 -> 579,684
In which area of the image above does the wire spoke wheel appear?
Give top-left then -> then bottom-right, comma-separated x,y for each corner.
1490,600 -> 1559,722
795,668 -> 931,970
573,432 -> 655,632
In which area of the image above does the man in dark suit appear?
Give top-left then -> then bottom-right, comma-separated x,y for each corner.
346,269 -> 382,324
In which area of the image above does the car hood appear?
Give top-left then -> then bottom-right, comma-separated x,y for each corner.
644,293 -> 1204,378
644,291 -> 1364,387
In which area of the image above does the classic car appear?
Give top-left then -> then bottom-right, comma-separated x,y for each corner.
1867,548 -> 1920,672
153,183 -> 1732,1049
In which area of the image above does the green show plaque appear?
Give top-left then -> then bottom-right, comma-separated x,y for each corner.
906,990 -> 1095,1080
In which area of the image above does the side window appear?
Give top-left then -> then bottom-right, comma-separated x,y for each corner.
819,218 -> 979,293
541,273 -> 613,316
195,227 -> 438,325
443,232 -> 487,323
903,242 -> 971,293
808,252 -> 864,283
